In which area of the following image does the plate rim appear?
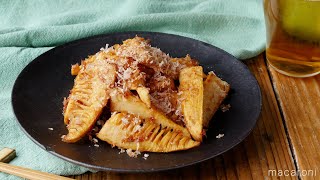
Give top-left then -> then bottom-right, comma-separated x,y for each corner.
11,31 -> 262,172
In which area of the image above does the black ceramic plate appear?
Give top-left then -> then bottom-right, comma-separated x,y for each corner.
12,32 -> 261,172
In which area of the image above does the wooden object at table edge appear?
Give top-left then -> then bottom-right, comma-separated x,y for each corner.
0,148 -> 16,163
0,147 -> 73,180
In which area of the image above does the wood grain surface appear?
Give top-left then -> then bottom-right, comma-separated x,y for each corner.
72,55 -> 299,180
268,63 -> 320,180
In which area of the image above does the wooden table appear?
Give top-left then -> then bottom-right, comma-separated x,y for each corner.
72,54 -> 320,180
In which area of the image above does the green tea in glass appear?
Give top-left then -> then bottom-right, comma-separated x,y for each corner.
264,0 -> 320,77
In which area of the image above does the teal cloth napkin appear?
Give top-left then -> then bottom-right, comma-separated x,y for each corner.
0,0 -> 265,179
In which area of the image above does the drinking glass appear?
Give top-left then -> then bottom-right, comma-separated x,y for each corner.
264,0 -> 320,77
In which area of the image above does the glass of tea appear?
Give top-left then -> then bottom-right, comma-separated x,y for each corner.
264,0 -> 320,77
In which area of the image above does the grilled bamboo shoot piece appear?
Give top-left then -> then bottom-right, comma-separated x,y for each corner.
62,56 -> 116,143
179,66 -> 204,141
97,113 -> 199,152
203,72 -> 230,127
110,90 -> 191,137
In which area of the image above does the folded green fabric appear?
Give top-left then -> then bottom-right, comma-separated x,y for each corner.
0,0 -> 265,179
